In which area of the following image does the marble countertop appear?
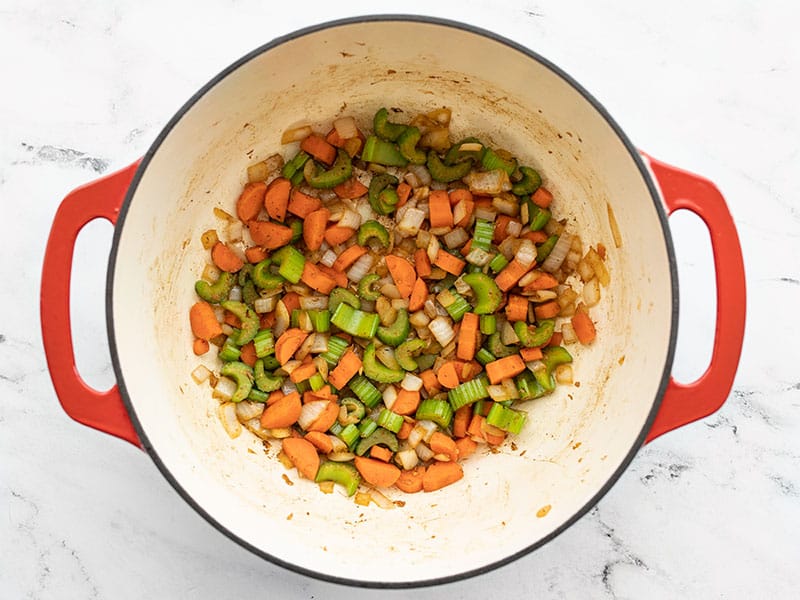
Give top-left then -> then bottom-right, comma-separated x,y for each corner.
2,1 -> 798,597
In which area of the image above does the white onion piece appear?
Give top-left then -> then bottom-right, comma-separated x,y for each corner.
465,170 -> 511,195
426,235 -> 441,263
355,198 -> 377,224
220,323 -> 234,336
407,425 -> 425,448
300,295 -> 329,311
465,247 -> 492,267
428,316 -> 455,346
294,332 -> 317,361
391,298 -> 409,311
278,359 -> 302,377
212,377 -> 237,401
339,209 -> 362,230
498,236 -> 516,260
298,401 -> 329,430
397,207 -> 426,236
254,296 -> 277,314
347,254 -> 374,283
191,365 -> 211,384
310,333 -> 330,354
408,164 -> 432,186
360,300 -> 376,312
235,400 -> 264,421
227,220 -> 243,242
382,385 -> 398,410
417,420 -> 438,443
416,229 -> 431,249
474,206 -> 497,222
313,355 -> 329,380
453,275 -> 471,295
218,402 -> 241,439
281,380 -> 298,396
401,373 -> 423,392
329,435 -> 347,453
320,249 -> 338,268
541,233 -> 573,273
244,418 -> 271,440
328,451 -> 356,462
415,442 -> 434,462
452,201 -> 470,228
404,171 -> 421,189
395,449 -> 419,470
274,300 -> 290,338
369,488 -> 395,510
583,276 -> 601,307
555,364 -> 574,385
561,322 -> 577,344
492,196 -> 519,217
227,285 -> 243,302
444,227 -> 469,249
281,124 -> 312,144
333,116 -> 358,140
516,239 -> 537,268
267,427 -> 293,439
380,283 -> 402,300
409,311 -> 431,328
376,346 -> 401,370
584,247 -> 610,286
501,320 -> 520,345
423,298 -> 438,319
203,264 -> 221,283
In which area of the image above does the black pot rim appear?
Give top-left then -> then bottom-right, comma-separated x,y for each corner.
106,13 -> 679,589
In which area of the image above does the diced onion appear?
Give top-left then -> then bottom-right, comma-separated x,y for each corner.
453,276 -> 471,295
300,295 -> 329,311
498,237 -> 516,260
227,220 -> 243,242
376,346 -> 401,370
298,401 -> 329,430
501,320 -> 520,345
555,364 -> 574,384
328,451 -> 355,462
584,247 -> 611,286
561,322 -> 578,344
583,276 -> 601,307
428,316 -> 456,346
492,195 -> 519,217
212,376 -> 237,401
202,263 -> 221,283
474,206 -> 497,222
228,285 -> 243,302
541,233 -> 573,273
407,425 -> 425,448
415,442 -> 434,462
391,298 -> 409,311
318,481 -> 335,494
243,418 -> 271,440
465,247 -> 492,267
407,164 -> 432,187
191,365 -> 212,384
369,488 -> 395,510
220,323 -> 234,337
254,296 -> 277,314
516,239 -> 537,268
409,311 -> 431,328
397,207 -> 426,236
395,449 -> 419,470
235,400 -> 264,422
382,385 -> 398,410
465,170 -> 511,195
339,209 -> 362,230
380,283 -> 402,300
200,229 -> 219,250
347,254 -> 374,283
269,428 -> 293,439
417,420 -> 438,443
310,333 -> 330,354
505,220 -> 522,238
218,402 -> 241,439
426,234 -> 441,263
320,249 -> 338,268
452,201 -> 470,227
281,124 -> 312,144
294,332 -> 316,361
274,300 -> 290,338
401,373 -> 423,392
333,116 -> 358,140
281,380 -> 298,396
443,227 -> 469,249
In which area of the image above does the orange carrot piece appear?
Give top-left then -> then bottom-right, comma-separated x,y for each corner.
263,177 -> 291,222
449,188 -> 473,207
289,361 -> 318,383
456,312 -> 479,361
301,262 -> 337,294
304,431 -> 334,454
455,437 -> 478,460
571,306 -> 597,344
303,207 -> 330,251
430,431 -> 458,461
422,461 -> 463,492
453,199 -> 474,228
460,239 -> 473,256
303,385 -> 335,403
325,128 -> 347,148
428,189 -> 454,228
236,181 -> 267,222
397,420 -> 414,440
495,258 -> 532,292
385,255 -> 416,299
327,349 -> 362,389
419,370 -> 440,395
522,271 -> 559,291
547,331 -> 564,347
274,328 -> 309,365
467,414 -> 485,440
434,249 -> 466,276
333,177 -> 369,199
332,244 -> 367,272
392,389 -> 421,416
534,300 -> 560,320
239,342 -> 257,367
245,246 -> 268,264
260,391 -> 302,428
436,361 -> 462,389
288,189 -> 323,219
532,186 -> 553,208
192,338 -> 209,355
520,230 -> 549,244
370,446 -> 393,463
520,347 -> 544,362
189,301 -> 223,340
266,390 -> 284,406
248,220 -> 293,249
307,401 -> 339,432
413,248 -> 432,278
493,215 -> 513,243
324,226 -> 356,247
397,182 -> 412,206
211,242 -> 244,273
505,295 -> 529,322
354,456 -> 401,488
485,355 -> 526,384
260,311 -> 276,330
317,263 -> 348,288
408,277 -> 428,312
300,133 -> 336,165
282,438 -> 320,480
453,406 -> 472,438
281,292 -> 301,314
223,311 -> 242,328
395,466 -> 426,493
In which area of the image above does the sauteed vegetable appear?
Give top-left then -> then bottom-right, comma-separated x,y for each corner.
189,107 -> 610,504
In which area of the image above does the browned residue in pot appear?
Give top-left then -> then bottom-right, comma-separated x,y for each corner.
536,505 -> 552,518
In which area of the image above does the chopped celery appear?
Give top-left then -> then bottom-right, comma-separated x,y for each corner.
252,329 -> 275,358
362,342 -> 404,383
537,235 -> 559,263
475,347 -> 496,366
328,287 -> 361,313
511,166 -> 542,196
472,219 -> 495,251
355,428 -> 399,456
219,361 -> 253,403
377,309 -> 410,346
271,245 -> 305,284
307,309 -> 330,333
362,136 -> 408,167
486,403 -> 527,434
219,337 -> 241,362
315,461 -> 360,496
321,336 -> 349,366
195,271 -> 234,303
306,149 -> 353,189
349,375 -> 382,408
448,377 -> 489,411
480,147 -> 517,176
308,373 -> 326,391
462,272 -> 502,314
480,314 -> 497,335
377,408 -> 404,433
358,417 -> 378,438
373,107 -> 408,142
337,423 -> 361,449
488,253 -> 509,273
357,273 -> 382,301
357,220 -> 390,248
395,338 -> 427,371
415,398 -> 454,429
331,302 -> 379,338
220,300 -> 259,346
427,150 -> 471,182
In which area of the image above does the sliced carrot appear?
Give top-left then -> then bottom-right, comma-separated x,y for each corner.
325,127 -> 347,149
370,446 -> 393,463
460,239 -> 473,256
392,389 -> 421,416
354,456 -> 401,488
520,347 -> 544,362
303,207 -> 330,251
547,331 -> 564,347
266,390 -> 284,406
522,271 -> 559,291
289,361 -> 318,383
429,431 -> 458,462
324,225 -> 356,247
455,436 -> 478,460
274,328 -> 309,365
413,248 -> 432,278
453,199 -> 474,228
456,312 -> 479,361
301,262 -> 337,294
449,188 -> 473,207
332,244 -> 367,272
571,306 -> 597,344
422,461 -> 463,492
300,133 -> 336,165
287,189 -> 323,219
281,292 -> 301,314
189,301 -> 223,340
260,391 -> 301,428
452,406 -> 472,438
520,230 -> 549,244
532,186 -> 553,208
211,242 -> 244,273
395,466 -> 426,493
304,431 -> 334,454
260,311 -> 276,329
505,295 -> 529,322
434,249 -> 466,276
485,355 -> 526,384
327,349 -> 361,389
333,177 -> 368,200
397,182 -> 412,206
248,220 -> 293,249
467,414 -> 485,440
420,370 -> 440,395
263,177 -> 291,222
245,246 -> 268,264
408,277 -> 428,312
534,300 -> 560,319
495,258 -> 532,292
223,311 -> 241,328
385,255 -> 416,299
428,189 -> 454,228
239,342 -> 257,367
282,438 -> 320,480
236,181 -> 267,222
317,263 -> 348,288
436,361 -> 462,389
493,214 -> 513,243
303,385 -> 335,404
397,420 -> 414,440
192,338 -> 209,356
306,401 -> 339,432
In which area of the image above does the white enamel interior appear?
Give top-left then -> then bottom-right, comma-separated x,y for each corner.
110,20 -> 674,584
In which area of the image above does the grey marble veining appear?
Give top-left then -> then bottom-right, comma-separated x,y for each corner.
2,1 -> 799,598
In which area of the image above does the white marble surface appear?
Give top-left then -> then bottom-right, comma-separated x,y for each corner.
2,1 -> 798,597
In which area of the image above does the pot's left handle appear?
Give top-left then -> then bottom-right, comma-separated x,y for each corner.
41,161 -> 143,448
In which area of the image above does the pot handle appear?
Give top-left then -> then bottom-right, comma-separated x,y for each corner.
41,161 -> 142,448
642,154 -> 746,442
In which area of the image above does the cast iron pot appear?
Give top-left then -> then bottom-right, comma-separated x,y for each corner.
41,16 -> 746,587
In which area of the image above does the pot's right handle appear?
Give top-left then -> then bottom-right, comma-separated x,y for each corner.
642,154 -> 746,442
41,162 -> 142,448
